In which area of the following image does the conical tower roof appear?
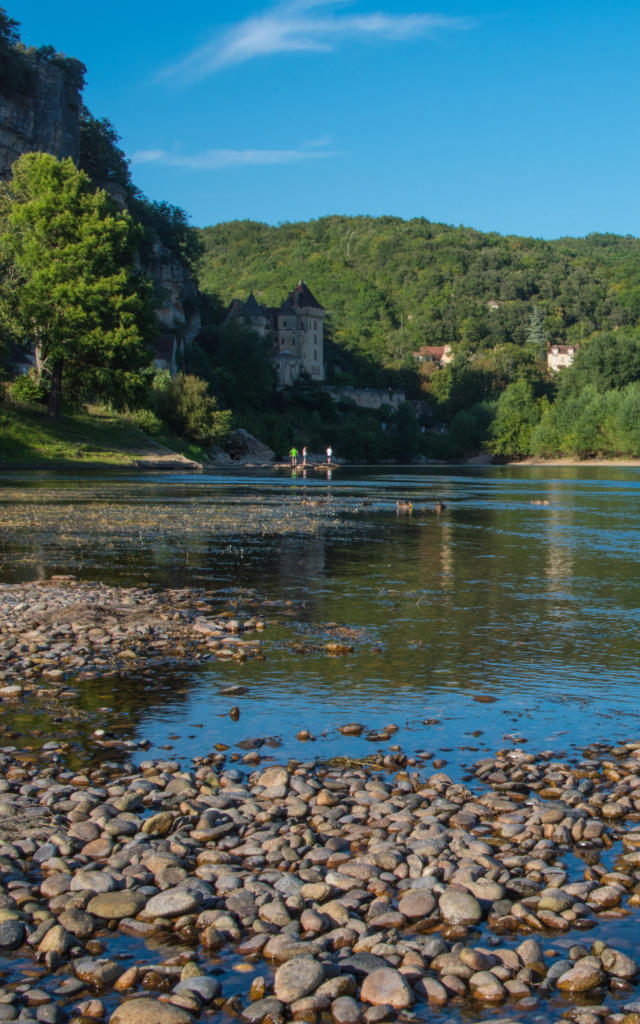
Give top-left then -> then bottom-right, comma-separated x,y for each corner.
290,281 -> 323,311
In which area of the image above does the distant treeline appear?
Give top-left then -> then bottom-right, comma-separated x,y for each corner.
198,216 -> 640,459
198,216 -> 640,370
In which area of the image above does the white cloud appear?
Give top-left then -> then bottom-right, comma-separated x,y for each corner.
160,0 -> 473,82
131,145 -> 336,170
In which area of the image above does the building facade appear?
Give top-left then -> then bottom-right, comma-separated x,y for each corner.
412,344 -> 453,367
226,281 -> 325,387
547,343 -> 577,372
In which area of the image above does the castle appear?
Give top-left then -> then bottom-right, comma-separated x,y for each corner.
226,281 -> 325,388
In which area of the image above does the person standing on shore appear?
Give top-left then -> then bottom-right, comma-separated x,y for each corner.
302,446 -> 308,466
326,446 -> 333,464
289,446 -> 298,467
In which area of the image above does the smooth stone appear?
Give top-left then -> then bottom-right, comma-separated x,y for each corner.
360,968 -> 414,1009
413,976 -> 448,1006
516,939 -> 545,966
537,889 -> 572,913
87,891 -> 147,920
397,891 -> 435,919
37,925 -> 73,956
109,997 -> 194,1023
257,766 -> 289,788
70,871 -> 116,894
174,977 -> 221,1002
58,909 -> 96,940
143,887 -> 201,918
142,812 -> 174,836
331,996 -> 362,1024
0,919 -> 24,950
363,1003 -> 396,1023
469,971 -> 507,1002
439,891 -> 482,926
601,948 -> 638,979
274,956 -> 325,1003
556,957 -> 605,992
340,954 -> 389,978
75,958 -> 123,989
241,999 -> 285,1023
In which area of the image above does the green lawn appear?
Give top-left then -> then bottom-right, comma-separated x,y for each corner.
0,399 -> 204,469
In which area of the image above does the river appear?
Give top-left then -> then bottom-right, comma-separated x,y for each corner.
1,464 -> 639,775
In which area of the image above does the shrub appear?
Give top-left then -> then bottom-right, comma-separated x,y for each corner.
10,371 -> 48,405
124,407 -> 163,436
152,372 -> 232,445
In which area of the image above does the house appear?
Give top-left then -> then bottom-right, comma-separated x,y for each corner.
413,344 -> 453,367
226,281 -> 325,388
547,343 -> 577,372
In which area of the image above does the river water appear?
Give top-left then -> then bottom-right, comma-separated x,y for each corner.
2,464 -> 640,776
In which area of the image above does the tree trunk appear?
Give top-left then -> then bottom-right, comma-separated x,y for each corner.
34,339 -> 45,383
47,357 -> 64,419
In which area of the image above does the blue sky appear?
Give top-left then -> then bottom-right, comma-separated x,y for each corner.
15,1 -> 640,238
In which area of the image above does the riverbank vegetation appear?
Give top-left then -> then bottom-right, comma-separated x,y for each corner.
0,394 -> 208,468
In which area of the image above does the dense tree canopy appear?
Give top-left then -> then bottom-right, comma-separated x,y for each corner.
0,153 -> 155,417
198,217 -> 640,376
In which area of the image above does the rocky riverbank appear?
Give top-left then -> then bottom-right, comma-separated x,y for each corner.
0,579 -> 265,693
3,582 -> 640,1024
0,734 -> 638,1023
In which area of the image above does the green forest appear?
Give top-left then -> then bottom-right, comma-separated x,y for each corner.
4,5 -> 640,464
197,218 -> 640,460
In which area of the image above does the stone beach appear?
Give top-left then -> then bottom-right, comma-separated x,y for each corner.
0,579 -> 265,690
2,584 -> 640,1023
0,735 -> 640,1024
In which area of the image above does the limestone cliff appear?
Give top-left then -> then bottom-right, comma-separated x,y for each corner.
0,59 -> 81,179
0,54 -> 201,357
147,239 -> 201,346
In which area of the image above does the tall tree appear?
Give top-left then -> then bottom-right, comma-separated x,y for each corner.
489,378 -> 541,459
0,153 -> 155,417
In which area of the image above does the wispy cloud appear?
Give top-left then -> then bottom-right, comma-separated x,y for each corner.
160,0 -> 473,82
131,144 -> 336,170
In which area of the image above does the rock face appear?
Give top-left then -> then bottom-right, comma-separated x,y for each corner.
145,239 -> 201,348
221,429 -> 275,464
0,52 -> 200,361
0,60 -> 81,180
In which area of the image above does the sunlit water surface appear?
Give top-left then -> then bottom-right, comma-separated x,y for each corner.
2,464 -> 640,777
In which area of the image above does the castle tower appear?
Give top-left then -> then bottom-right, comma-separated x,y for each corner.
226,281 -> 325,388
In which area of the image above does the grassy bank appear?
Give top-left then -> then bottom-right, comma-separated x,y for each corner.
0,399 -> 205,470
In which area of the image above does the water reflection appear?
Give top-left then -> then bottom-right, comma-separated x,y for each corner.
2,467 -> 640,772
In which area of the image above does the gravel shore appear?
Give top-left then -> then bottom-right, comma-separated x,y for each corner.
1,583 -> 640,1024
0,730 -> 638,1022
0,579 -> 265,693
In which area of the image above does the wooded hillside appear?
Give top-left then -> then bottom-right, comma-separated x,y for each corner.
199,216 -> 640,368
